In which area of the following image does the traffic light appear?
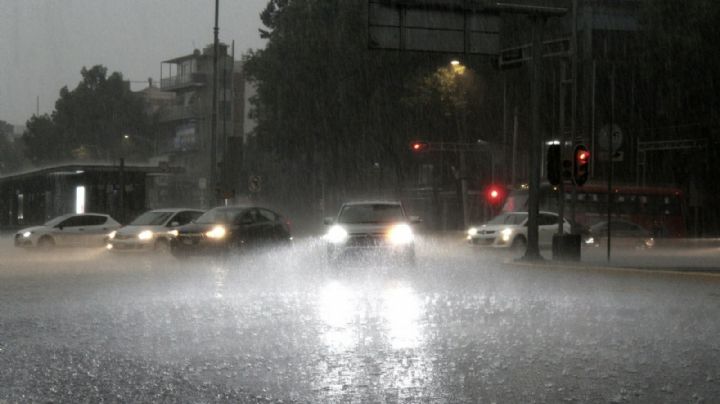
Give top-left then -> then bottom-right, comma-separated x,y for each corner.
546,144 -> 561,185
410,140 -> 430,153
573,145 -> 590,186
485,184 -> 506,205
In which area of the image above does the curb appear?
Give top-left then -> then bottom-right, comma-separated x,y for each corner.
505,258 -> 720,279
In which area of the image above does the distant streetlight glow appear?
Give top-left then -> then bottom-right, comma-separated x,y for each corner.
450,60 -> 460,66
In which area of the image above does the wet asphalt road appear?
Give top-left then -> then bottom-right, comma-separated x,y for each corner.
1,236 -> 720,403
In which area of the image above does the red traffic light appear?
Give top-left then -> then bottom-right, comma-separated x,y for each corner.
577,150 -> 590,162
485,185 -> 506,205
573,145 -> 590,186
410,141 -> 430,152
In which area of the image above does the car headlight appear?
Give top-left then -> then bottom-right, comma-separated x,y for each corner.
501,228 -> 513,242
138,230 -> 154,241
108,230 -> 117,240
467,227 -> 478,236
324,225 -> 348,244
22,231 -> 32,238
387,223 -> 413,245
205,225 -> 226,239
167,229 -> 179,237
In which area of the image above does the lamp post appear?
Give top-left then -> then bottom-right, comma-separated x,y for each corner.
448,59 -> 471,228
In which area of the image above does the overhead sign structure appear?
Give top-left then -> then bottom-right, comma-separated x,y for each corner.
498,37 -> 570,68
368,0 -> 500,55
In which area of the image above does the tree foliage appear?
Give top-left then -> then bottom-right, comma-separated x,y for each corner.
22,65 -> 152,164
244,0 -> 502,210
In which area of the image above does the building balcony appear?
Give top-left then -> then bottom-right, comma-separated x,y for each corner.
158,105 -> 202,122
160,72 -> 206,91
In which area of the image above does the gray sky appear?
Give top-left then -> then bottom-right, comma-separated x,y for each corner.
0,0 -> 269,126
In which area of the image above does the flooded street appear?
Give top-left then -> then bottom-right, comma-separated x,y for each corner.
1,236 -> 719,402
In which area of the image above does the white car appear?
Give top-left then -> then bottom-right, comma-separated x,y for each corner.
323,201 -> 419,265
467,211 -> 571,251
107,208 -> 204,252
14,213 -> 121,249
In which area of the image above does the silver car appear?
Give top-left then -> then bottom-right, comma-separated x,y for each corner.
467,211 -> 571,251
107,208 -> 204,252
323,201 -> 419,265
14,213 -> 121,249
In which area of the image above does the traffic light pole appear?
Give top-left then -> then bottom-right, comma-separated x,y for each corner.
522,14 -> 545,261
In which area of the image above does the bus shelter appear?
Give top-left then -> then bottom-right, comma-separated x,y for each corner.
0,163 -> 182,230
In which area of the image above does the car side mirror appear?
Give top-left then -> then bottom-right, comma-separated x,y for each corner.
56,225 -> 64,230
323,217 -> 334,225
169,221 -> 180,227
409,216 -> 422,224
240,218 -> 253,225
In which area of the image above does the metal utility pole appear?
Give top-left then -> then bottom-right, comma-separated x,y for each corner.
523,14 -> 545,260
209,0 -> 220,208
607,64 -> 615,262
493,3 -> 567,261
118,158 -> 125,224
570,0 -> 579,226
557,61 -> 567,235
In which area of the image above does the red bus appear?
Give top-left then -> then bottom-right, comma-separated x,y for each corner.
501,183 -> 687,238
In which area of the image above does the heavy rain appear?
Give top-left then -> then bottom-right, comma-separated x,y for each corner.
2,0 -> 720,402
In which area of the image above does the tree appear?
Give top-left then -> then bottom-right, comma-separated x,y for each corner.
22,65 -> 152,164
245,0 -> 503,212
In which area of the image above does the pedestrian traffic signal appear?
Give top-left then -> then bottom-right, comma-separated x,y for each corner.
573,145 -> 590,186
410,141 -> 430,153
546,144 -> 561,185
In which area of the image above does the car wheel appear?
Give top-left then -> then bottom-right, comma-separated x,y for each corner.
37,236 -> 55,251
511,236 -> 526,253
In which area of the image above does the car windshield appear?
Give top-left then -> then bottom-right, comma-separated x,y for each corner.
338,204 -> 405,224
486,213 -> 526,226
194,208 -> 244,224
129,211 -> 174,226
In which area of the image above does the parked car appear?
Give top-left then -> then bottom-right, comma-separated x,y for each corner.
323,200 -> 419,265
107,208 -> 204,252
583,219 -> 655,249
14,213 -> 121,250
169,206 -> 292,257
467,211 -> 571,251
